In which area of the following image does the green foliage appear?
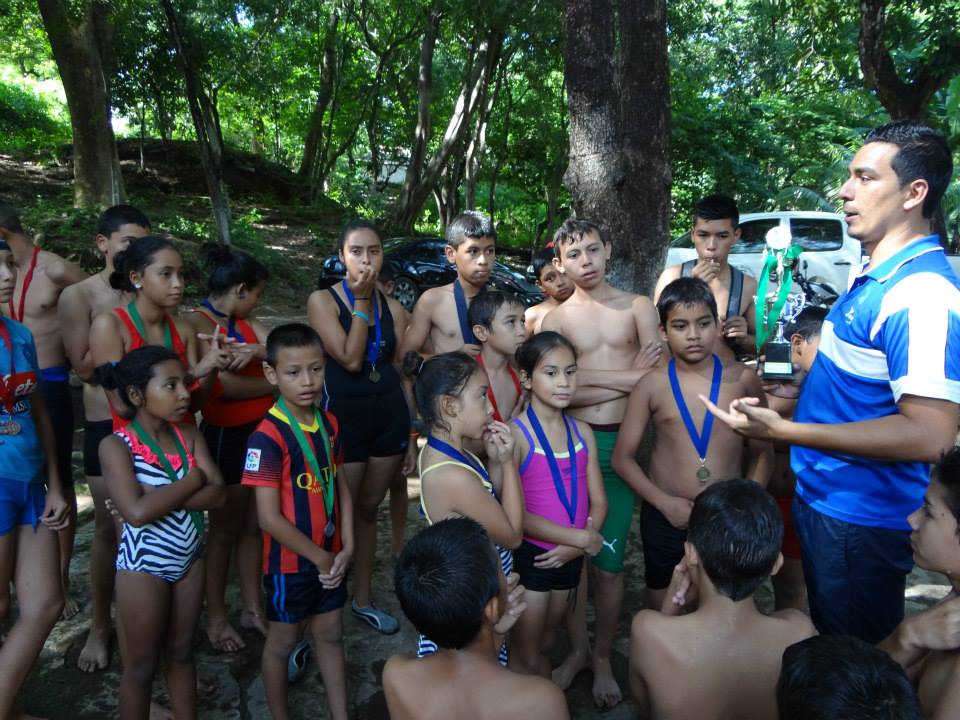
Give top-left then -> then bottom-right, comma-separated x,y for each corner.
0,75 -> 69,155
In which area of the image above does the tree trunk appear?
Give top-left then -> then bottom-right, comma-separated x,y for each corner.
299,4 -> 340,181
37,0 -> 125,208
160,0 -> 231,245
563,0 -> 670,295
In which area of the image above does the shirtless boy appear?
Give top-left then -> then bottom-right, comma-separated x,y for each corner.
629,479 -> 816,720
541,218 -> 662,707
58,204 -> 150,670
469,291 -> 527,422
653,194 -> 757,363
524,248 -> 573,335
0,200 -> 87,617
384,517 -> 569,720
400,211 -> 496,358
612,277 -> 772,610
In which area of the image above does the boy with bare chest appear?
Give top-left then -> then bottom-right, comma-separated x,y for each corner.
612,278 -> 772,610
541,218 -> 662,707
629,480 -> 816,720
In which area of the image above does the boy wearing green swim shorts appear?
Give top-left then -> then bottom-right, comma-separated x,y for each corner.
541,218 -> 663,709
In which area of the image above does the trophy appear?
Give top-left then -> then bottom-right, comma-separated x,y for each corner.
756,226 -> 804,380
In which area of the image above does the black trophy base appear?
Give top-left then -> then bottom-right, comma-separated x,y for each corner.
761,341 -> 794,381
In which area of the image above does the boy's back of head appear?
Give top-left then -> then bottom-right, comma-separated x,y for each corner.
98,205 -> 151,237
552,218 -> 603,256
656,277 -> 719,324
0,200 -> 23,234
785,306 -> 828,341
688,479 -> 782,601
265,322 -> 324,367
468,289 -> 522,333
446,211 -> 496,248
778,635 -> 922,720
394,517 -> 501,650
693,194 -> 739,228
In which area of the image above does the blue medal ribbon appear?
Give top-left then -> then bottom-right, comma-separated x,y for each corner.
200,299 -> 244,342
453,279 -> 477,345
342,281 -> 382,370
526,405 -> 578,525
426,435 -> 489,482
668,355 -> 722,464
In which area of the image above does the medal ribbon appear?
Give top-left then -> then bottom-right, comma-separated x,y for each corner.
453,280 -> 477,345
668,355 -> 722,465
7,246 -> 39,322
129,418 -> 204,534
425,435 -> 489,482
342,281 -> 381,370
526,405 -> 578,525
200,299 -> 243,342
755,244 -> 803,350
275,397 -> 336,526
127,301 -> 173,349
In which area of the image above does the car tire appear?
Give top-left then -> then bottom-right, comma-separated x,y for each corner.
392,275 -> 420,311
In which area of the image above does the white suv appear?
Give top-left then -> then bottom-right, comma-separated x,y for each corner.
667,211 -> 862,296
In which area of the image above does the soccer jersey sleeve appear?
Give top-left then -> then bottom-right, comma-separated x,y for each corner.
873,272 -> 960,403
241,429 -> 284,488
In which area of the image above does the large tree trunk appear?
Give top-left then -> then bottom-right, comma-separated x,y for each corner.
563,0 -> 670,295
161,0 -> 231,245
299,5 -> 340,182
37,0 -> 124,208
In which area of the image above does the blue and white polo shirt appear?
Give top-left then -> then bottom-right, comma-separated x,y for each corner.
793,235 -> 960,530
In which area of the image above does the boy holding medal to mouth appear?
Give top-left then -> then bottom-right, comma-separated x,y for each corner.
611,277 -> 772,611
241,323 -> 353,720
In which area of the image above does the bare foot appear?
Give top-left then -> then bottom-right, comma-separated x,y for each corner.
239,609 -> 268,636
205,618 -> 246,653
591,656 -> 623,709
552,648 -> 591,690
149,701 -> 172,720
60,593 -> 80,621
77,626 -> 111,673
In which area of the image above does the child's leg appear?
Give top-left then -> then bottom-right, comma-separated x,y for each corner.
78,474 -> 119,672
0,523 -> 64,718
510,589 -> 551,676
388,471 -> 408,558
542,587 -> 575,672
310,609 -> 348,720
553,563 -> 591,689
57,478 -> 79,618
116,569 -> 170,720
262,620 -> 301,720
204,485 -> 250,652
164,558 -> 205,719
351,455 -> 402,608
238,489 -> 266,634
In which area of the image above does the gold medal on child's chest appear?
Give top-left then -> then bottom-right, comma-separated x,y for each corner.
0,420 -> 20,435
696,464 -> 710,484
369,368 -> 380,383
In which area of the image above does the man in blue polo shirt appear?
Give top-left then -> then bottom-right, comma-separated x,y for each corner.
704,121 -> 959,643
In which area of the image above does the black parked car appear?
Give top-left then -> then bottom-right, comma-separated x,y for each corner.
317,237 -> 544,311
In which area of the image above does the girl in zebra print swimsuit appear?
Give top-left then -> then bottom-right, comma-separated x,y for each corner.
97,347 -> 226,720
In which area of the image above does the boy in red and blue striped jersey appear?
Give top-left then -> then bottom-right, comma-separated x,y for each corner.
242,323 -> 353,720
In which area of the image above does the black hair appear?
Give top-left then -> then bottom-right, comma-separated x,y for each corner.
532,248 -> 557,282
445,211 -> 496,248
94,345 -> 181,413
515,331 -> 577,377
109,235 -> 180,292
378,262 -> 396,283
265,323 -> 324,368
552,218 -> 603,257
786,306 -> 828,341
777,635 -> 922,720
338,218 -> 383,250
0,201 -> 23,234
656,277 -> 719,324
405,352 -> 479,434
467,289 -> 523,332
865,121 -> 953,219
932,446 -> 960,530
201,243 -> 269,296
394,517 -> 501,650
687,479 -> 782,602
97,205 -> 151,238
693,193 -> 740,228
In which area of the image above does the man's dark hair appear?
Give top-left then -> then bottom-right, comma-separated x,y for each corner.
97,205 -> 151,238
865,121 -> 953,219
0,201 -> 23,234
656,277 -> 719,324
445,211 -> 496,248
467,289 -> 522,332
693,194 -> 740,228
394,517 -> 501,650
265,323 -> 324,367
688,479 -> 782,601
552,218 -> 603,256
933,446 -> 960,531
778,635 -> 922,720
531,248 -> 557,282
786,306 -> 828,341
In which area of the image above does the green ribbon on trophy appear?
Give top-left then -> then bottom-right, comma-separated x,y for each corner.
755,230 -> 804,351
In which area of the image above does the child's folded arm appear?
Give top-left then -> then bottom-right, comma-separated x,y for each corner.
253,485 -> 334,572
181,423 -> 227,511
522,512 -> 591,550
568,385 -> 625,407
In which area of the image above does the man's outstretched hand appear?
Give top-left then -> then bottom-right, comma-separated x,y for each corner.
699,394 -> 787,442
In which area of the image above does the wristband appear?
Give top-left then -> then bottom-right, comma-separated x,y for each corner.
352,309 -> 371,323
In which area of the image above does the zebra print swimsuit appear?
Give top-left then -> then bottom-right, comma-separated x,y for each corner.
114,426 -> 203,583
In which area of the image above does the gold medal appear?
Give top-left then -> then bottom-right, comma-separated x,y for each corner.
369,368 -> 380,383
0,420 -> 20,436
696,464 -> 710,483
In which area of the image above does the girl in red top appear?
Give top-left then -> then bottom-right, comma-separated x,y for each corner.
185,245 -> 273,651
